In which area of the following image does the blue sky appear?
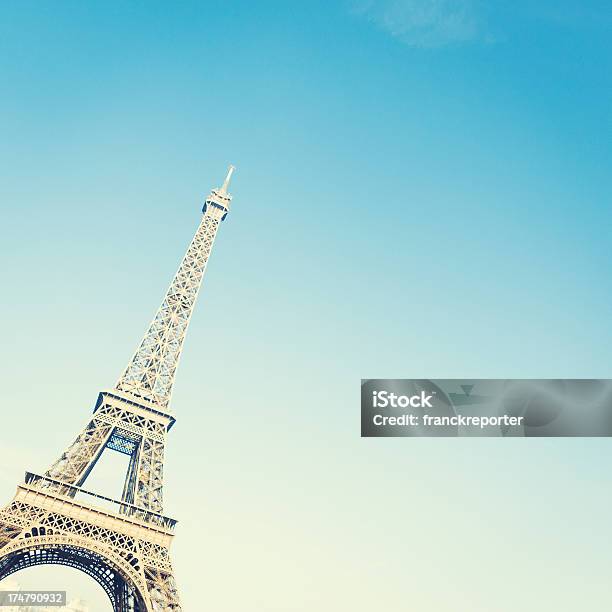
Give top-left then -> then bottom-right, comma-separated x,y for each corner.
1,2 -> 612,610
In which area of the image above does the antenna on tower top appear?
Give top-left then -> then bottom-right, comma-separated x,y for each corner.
221,165 -> 236,193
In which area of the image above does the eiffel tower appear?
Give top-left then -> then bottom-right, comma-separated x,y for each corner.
0,166 -> 237,611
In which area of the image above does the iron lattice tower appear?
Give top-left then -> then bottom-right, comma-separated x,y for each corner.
0,166 -> 237,611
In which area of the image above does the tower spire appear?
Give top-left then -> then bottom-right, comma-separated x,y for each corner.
115,166 -> 236,410
221,164 -> 235,193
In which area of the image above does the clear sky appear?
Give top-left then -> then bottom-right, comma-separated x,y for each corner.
1,1 -> 611,611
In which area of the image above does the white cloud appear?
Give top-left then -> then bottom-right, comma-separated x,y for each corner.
352,0 -> 487,48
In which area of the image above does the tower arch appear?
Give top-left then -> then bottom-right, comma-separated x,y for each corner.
0,535 -> 148,611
